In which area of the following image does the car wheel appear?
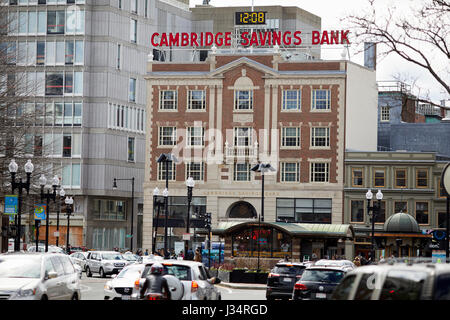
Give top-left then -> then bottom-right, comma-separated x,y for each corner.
86,266 -> 92,277
217,293 -> 222,300
99,268 -> 106,278
71,293 -> 79,300
41,295 -> 48,300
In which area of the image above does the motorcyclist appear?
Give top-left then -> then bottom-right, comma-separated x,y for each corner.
140,262 -> 171,300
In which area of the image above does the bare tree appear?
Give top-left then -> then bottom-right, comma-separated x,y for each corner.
344,0 -> 449,97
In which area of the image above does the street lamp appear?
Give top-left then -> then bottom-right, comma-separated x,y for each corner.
251,163 -> 275,271
8,159 -> 34,252
184,177 -> 195,259
366,189 -> 383,262
40,174 -> 59,252
112,177 -> 135,252
56,187 -> 65,247
65,196 -> 74,254
152,187 -> 164,254
162,187 -> 169,257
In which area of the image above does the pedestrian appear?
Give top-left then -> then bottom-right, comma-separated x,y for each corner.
353,256 -> 361,267
194,247 -> 202,262
145,249 -> 149,256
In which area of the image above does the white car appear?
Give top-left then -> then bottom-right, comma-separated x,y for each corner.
85,251 -> 130,278
313,259 -> 356,272
70,252 -> 89,272
0,252 -> 81,300
132,260 -> 222,300
104,264 -> 145,300
27,245 -> 65,254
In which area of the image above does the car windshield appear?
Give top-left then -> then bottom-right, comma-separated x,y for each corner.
102,253 -> 123,260
300,269 -> 345,283
273,265 -> 305,275
142,264 -> 192,281
123,254 -> 138,261
0,256 -> 42,278
117,266 -> 143,279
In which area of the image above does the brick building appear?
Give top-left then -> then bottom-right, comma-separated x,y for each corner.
143,50 -> 377,262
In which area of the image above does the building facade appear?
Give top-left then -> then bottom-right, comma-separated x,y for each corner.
143,51 -> 377,261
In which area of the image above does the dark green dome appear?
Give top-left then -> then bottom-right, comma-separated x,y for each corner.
384,212 -> 420,233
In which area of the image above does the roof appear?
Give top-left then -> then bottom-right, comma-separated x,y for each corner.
211,221 -> 354,238
384,212 -> 420,233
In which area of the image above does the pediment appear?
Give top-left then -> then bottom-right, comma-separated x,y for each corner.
209,57 -> 279,78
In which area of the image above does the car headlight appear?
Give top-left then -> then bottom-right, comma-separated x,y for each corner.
15,288 -> 36,297
104,282 -> 113,291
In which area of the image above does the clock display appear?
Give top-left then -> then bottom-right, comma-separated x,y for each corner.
235,11 -> 266,25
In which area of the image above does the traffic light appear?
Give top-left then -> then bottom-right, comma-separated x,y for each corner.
204,212 -> 211,229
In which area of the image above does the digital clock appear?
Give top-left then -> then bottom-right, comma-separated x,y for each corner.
235,11 -> 266,25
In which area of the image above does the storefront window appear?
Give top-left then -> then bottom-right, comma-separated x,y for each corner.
165,196 -> 206,219
276,198 -> 332,223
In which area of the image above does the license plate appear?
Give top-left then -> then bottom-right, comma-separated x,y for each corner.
283,278 -> 292,282
122,295 -> 131,300
316,293 -> 326,299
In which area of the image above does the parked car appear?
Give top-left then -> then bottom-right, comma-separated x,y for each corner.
292,265 -> 347,300
68,246 -> 88,254
266,262 -> 306,300
313,259 -> 356,271
85,251 -> 129,278
132,260 -> 221,300
0,252 -> 81,300
104,263 -> 145,300
27,245 -> 65,254
331,261 -> 450,300
70,252 -> 89,272
122,253 -> 142,264
69,257 -> 83,279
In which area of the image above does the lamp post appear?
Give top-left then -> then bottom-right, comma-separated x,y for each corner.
56,187 -> 65,247
8,159 -> 34,252
113,177 -> 135,252
65,196 -> 74,254
366,189 -> 383,262
157,153 -> 178,257
152,187 -> 164,254
184,177 -> 195,259
251,163 -> 276,271
39,174 -> 59,253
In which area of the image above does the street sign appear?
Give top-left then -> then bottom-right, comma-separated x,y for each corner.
4,195 -> 18,215
34,204 -> 47,221
182,233 -> 191,241
126,234 -> 133,238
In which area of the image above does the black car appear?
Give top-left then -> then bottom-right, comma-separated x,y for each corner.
292,266 -> 347,300
266,262 -> 306,300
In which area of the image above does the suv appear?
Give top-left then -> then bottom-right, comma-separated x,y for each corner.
331,261 -> 450,300
85,251 -> 129,278
266,262 -> 306,300
0,252 -> 81,300
132,260 -> 221,300
292,265 -> 347,300
313,259 -> 356,272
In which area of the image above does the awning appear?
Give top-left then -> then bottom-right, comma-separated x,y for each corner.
211,221 -> 354,239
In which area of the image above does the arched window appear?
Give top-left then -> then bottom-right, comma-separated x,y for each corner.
228,201 -> 257,219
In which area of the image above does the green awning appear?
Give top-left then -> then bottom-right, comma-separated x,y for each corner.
211,221 -> 354,238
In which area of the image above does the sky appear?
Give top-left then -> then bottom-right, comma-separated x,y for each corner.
189,0 -> 449,103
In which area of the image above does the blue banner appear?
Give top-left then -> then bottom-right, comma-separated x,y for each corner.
4,195 -> 18,215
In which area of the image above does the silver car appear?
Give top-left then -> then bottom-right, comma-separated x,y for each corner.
85,251 -> 129,278
0,252 -> 81,300
70,252 -> 89,272
27,245 -> 65,254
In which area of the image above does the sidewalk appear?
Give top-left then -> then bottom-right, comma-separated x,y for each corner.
217,282 -> 267,290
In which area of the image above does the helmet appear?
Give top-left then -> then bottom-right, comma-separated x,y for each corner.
150,262 -> 163,275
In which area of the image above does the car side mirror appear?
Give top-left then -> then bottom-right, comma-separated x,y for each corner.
209,277 -> 220,284
139,278 -> 146,288
46,271 -> 58,280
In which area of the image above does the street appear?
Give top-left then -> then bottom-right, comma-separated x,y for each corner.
79,275 -> 266,300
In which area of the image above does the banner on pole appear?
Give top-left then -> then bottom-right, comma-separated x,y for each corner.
34,204 -> 47,221
4,195 -> 18,215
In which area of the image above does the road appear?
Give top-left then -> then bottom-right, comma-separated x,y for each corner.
80,275 -> 266,300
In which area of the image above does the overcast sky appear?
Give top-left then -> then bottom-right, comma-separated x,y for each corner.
189,0 -> 448,103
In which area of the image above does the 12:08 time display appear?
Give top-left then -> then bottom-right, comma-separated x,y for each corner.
235,11 -> 266,25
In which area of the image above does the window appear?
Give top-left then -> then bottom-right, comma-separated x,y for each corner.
416,169 -> 428,188
63,135 -> 72,157
281,162 -> 299,182
438,212 -> 447,229
394,201 -> 408,213
38,11 -> 46,34
311,127 -> 330,148
312,89 -> 331,110
186,162 -> 204,181
352,168 -> 363,187
351,200 -> 364,223
129,78 -> 136,102
36,41 -> 45,65
144,0 -> 148,17
234,162 -> 251,181
65,41 -> 74,64
395,169 -> 407,188
45,73 -> 63,95
64,71 -> 73,94
282,89 -> 301,111
234,127 -> 252,147
332,275 -> 357,300
118,0 -> 122,9
234,90 -> 253,110
159,90 -> 177,110
158,161 -> 176,181
438,178 -> 447,198
381,106 -> 390,122
159,127 -> 176,146
187,127 -> 204,146
310,162 -> 329,182
62,163 -> 81,188
116,44 -> 121,69
130,19 -> 137,43
415,201 -> 429,224
92,228 -> 126,250
188,90 -> 206,110
47,11 -> 65,34
379,270 -> 427,300
281,127 -> 300,147
373,169 -> 385,187
75,41 -> 84,64
46,41 -> 55,65
276,198 -> 332,223
354,273 -> 375,300
128,137 -> 135,162
131,0 -> 137,13
374,200 -> 386,223
93,200 -> 127,221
